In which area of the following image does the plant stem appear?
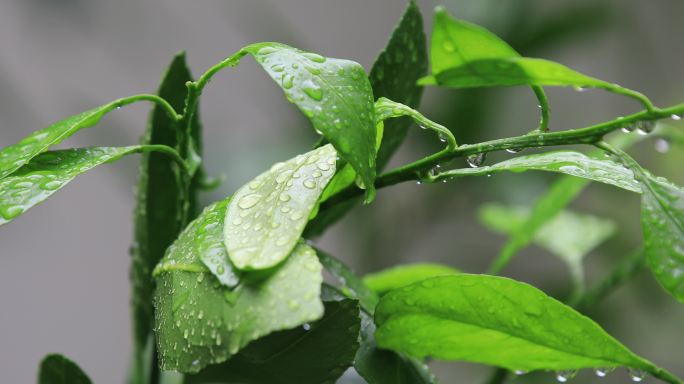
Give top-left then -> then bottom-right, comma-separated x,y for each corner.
531,85 -> 550,132
115,94 -> 183,122
321,102 -> 684,210
137,145 -> 189,174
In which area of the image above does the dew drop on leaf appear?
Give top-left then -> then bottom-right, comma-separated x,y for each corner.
466,153 -> 486,168
628,369 -> 646,382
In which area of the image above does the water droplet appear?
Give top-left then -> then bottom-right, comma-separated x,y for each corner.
281,74 -> 294,89
196,274 -> 205,283
302,323 -> 311,331
594,367 -> 614,377
287,299 -> 300,309
303,179 -> 316,189
438,134 -> 447,142
466,153 -> 487,168
302,52 -> 326,63
0,205 -> 23,220
256,46 -> 277,56
279,193 -> 291,202
555,370 -> 577,382
442,40 -> 455,52
628,369 -> 646,382
636,120 -> 655,135
270,64 -> 285,72
276,236 -> 289,246
514,370 -> 526,376
506,147 -> 523,154
316,162 -> 330,171
217,265 -> 225,275
238,194 -> 261,209
291,211 -> 304,220
655,138 -> 670,153
302,80 -> 323,101
573,86 -> 586,92
40,180 -> 61,191
671,114 -> 682,121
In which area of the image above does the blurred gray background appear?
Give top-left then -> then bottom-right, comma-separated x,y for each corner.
1,0 -> 683,383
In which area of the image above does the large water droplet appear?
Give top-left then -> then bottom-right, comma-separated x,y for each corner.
238,194 -> 261,209
303,179 -> 316,189
594,367 -> 614,378
302,52 -> 326,63
636,120 -> 655,135
671,114 -> 682,121
40,180 -> 61,191
302,80 -> 323,101
655,138 -> 670,153
281,74 -> 294,89
466,153 -> 487,168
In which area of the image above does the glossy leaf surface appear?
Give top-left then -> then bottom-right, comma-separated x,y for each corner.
224,144 -> 336,270
363,263 -> 461,295
131,52 -> 194,363
637,173 -> 684,303
39,354 -> 92,384
185,298 -> 360,384
154,229 -> 323,373
231,43 -> 377,201
0,146 -> 152,225
431,151 -> 641,193
375,274 -> 653,372
316,248 -> 379,313
371,0 -> 428,170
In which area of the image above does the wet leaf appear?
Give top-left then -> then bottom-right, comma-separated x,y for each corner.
375,274 -> 655,372
431,151 -> 641,193
636,172 -> 684,303
230,43 -> 377,202
363,263 -> 461,295
131,52 -> 195,370
39,354 -> 92,384
224,145 -> 336,270
153,227 -> 323,373
0,103 -> 118,180
185,298 -> 360,384
371,0 -> 428,171
0,146 -> 154,225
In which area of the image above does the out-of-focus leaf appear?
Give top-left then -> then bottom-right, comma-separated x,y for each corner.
39,354 -> 92,384
315,248 -> 379,313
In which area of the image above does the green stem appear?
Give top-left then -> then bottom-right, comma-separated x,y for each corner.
321,102 -> 684,209
531,85 -> 550,132
602,84 -> 657,112
137,144 -> 190,175
115,94 -> 182,122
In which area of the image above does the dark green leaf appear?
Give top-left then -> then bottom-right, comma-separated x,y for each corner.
315,248 -> 379,313
355,311 -> 437,384
131,52 -> 195,373
229,43 -> 377,202
224,144 -> 336,270
363,263 -> 460,295
154,214 -> 323,373
371,0 -> 428,171
39,354 -> 92,384
375,274 -> 655,372
430,151 -> 641,193
636,172 -> 684,303
0,146 -> 156,225
185,298 -> 360,384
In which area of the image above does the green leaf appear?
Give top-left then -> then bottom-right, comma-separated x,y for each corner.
430,151 -> 641,193
374,274 -> 654,372
39,354 -> 92,384
480,204 -> 615,289
185,298 -> 360,384
194,199 -> 241,287
363,263 -> 461,295
153,215 -> 323,373
224,144 -> 337,270
0,146 -> 161,225
131,52 -> 195,375
427,6 -> 549,130
229,43 -> 377,202
636,172 -> 684,303
371,0 -> 428,171
315,248 -> 379,313
375,98 -> 456,150
356,311 -> 437,384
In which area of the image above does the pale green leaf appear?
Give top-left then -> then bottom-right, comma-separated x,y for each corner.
0,146 -> 157,225
363,263 -> 461,295
39,354 -> 92,384
375,274 -> 655,372
195,200 -> 240,287
224,144 -> 336,270
230,43 -> 377,202
153,232 -> 323,373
